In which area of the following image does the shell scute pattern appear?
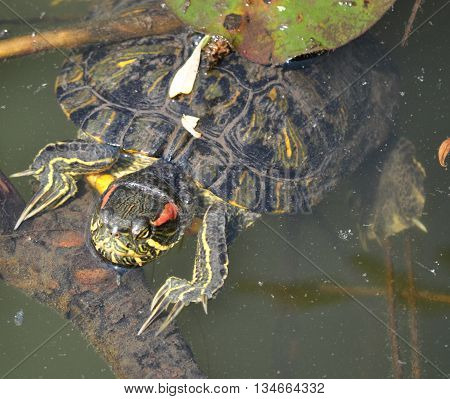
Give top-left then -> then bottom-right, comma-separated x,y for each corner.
55,31 -> 397,213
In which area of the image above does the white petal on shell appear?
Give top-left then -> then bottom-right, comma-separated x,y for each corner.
181,114 -> 201,138
168,35 -> 210,98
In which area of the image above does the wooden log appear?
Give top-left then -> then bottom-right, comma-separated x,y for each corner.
0,173 -> 204,378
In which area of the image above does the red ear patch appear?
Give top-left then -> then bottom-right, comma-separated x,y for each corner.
100,184 -> 117,209
152,202 -> 178,227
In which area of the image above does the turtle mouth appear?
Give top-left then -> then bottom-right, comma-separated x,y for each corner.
90,216 -> 166,267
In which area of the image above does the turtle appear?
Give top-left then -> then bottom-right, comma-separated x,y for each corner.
10,1 -> 421,335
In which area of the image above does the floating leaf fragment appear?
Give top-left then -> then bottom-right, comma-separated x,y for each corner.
168,34 -> 210,98
181,114 -> 201,138
438,138 -> 450,167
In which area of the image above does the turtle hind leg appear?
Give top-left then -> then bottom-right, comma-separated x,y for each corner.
138,201 -> 231,336
11,139 -> 118,229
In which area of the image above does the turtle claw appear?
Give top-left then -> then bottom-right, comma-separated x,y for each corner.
200,294 -> 208,315
155,302 -> 186,336
14,167 -> 77,230
138,276 -> 205,336
412,218 -> 427,233
10,169 -> 36,178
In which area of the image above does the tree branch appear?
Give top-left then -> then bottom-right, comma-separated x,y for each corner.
0,8 -> 182,60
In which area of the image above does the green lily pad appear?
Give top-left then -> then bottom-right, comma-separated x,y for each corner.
167,0 -> 395,64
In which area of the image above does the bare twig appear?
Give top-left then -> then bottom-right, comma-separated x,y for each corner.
0,8 -> 182,60
401,0 -> 423,46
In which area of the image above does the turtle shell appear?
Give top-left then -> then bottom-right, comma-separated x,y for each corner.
55,30 -> 397,214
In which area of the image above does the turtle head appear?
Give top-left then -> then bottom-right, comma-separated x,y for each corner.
90,171 -> 193,267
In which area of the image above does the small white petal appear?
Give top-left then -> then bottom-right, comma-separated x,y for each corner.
181,114 -> 201,138
168,35 -> 210,98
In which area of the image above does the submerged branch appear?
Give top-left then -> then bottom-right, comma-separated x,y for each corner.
383,239 -> 403,378
404,237 -> 421,378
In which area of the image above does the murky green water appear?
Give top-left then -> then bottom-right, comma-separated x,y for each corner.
0,0 -> 449,378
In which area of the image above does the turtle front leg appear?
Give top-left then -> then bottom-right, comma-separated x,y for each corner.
11,140 -> 118,229
139,201 -> 230,336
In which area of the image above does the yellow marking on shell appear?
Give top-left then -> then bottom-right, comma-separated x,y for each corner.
54,67 -> 84,94
85,173 -> 115,194
228,199 -> 247,209
98,110 -> 117,138
268,87 -> 277,102
110,68 -> 130,81
239,170 -> 248,185
65,69 -> 83,84
287,119 -> 306,160
54,74 -> 63,93
88,51 -> 159,75
116,58 -> 137,68
61,105 -> 71,119
220,89 -> 241,109
118,152 -> 158,165
117,50 -> 160,58
67,69 -> 83,83
282,127 -> 293,159
242,112 -> 256,141
146,70 -> 170,95
274,119 -> 306,167
198,186 -> 230,206
66,96 -> 98,117
275,181 -> 283,210
81,131 -> 104,144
